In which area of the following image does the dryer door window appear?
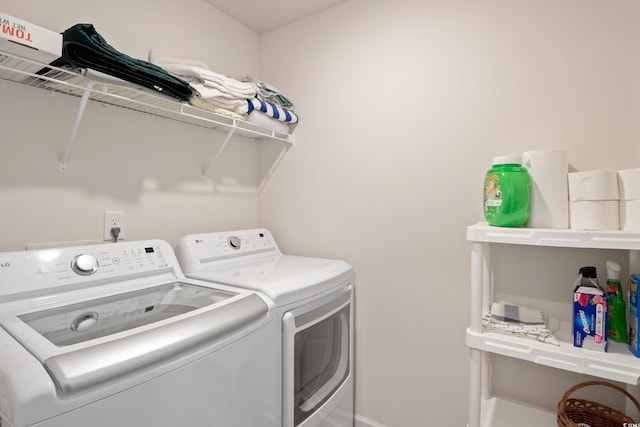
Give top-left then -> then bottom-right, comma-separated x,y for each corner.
293,304 -> 350,426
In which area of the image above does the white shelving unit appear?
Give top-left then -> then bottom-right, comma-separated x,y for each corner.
0,50 -> 294,182
466,222 -> 640,427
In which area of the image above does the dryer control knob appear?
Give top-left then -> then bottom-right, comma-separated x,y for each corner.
72,254 -> 99,275
228,236 -> 241,250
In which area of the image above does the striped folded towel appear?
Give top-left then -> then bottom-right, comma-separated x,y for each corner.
246,98 -> 298,123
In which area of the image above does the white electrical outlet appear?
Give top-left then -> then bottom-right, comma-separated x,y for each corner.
104,211 -> 125,241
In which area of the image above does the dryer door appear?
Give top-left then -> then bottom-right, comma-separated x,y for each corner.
283,285 -> 352,427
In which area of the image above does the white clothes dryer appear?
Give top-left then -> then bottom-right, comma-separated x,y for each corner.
0,240 -> 279,427
175,229 -> 354,427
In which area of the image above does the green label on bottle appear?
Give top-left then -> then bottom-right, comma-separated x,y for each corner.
484,173 -> 502,208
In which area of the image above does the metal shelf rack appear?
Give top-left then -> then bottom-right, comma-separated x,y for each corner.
0,50 -> 295,180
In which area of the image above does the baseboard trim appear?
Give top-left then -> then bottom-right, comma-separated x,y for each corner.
355,414 -> 389,427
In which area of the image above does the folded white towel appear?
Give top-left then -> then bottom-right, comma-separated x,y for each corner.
488,301 -> 545,326
483,301 -> 559,346
188,95 -> 245,120
149,49 -> 257,100
245,110 -> 291,135
192,85 -> 250,114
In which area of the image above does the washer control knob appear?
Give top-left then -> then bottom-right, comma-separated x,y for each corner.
228,236 -> 241,250
72,254 -> 99,275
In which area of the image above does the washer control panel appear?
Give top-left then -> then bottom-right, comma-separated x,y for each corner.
0,240 -> 174,299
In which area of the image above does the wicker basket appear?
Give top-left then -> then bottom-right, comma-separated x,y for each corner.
558,380 -> 640,427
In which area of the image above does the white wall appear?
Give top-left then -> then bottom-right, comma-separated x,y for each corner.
1,1 -> 639,426
0,0 -> 263,251
258,1 -> 640,425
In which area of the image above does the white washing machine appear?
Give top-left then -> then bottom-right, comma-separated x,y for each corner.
175,229 -> 354,427
0,239 -> 279,427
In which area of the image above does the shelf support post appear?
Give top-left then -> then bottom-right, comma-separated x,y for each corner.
470,242 -> 484,332
59,82 -> 93,172
469,242 -> 485,427
469,348 -> 482,427
482,243 -> 492,318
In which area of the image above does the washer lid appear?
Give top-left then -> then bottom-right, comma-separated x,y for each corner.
0,281 -> 269,393
17,281 -> 236,347
187,254 -> 353,306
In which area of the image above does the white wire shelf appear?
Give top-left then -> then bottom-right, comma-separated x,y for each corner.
0,50 -> 295,175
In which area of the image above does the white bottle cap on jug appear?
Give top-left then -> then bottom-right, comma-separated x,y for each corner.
493,156 -> 521,165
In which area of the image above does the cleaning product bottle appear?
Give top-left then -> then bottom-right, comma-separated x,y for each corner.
483,156 -> 531,227
573,266 -> 608,351
606,260 -> 627,343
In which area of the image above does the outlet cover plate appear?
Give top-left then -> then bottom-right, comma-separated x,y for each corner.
104,211 -> 125,241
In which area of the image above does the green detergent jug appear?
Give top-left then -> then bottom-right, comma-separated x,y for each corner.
483,156 -> 531,227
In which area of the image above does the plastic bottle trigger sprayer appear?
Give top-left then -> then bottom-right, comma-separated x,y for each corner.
607,260 -> 627,343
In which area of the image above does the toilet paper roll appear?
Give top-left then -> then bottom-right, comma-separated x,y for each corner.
620,199 -> 640,231
522,149 -> 569,228
568,169 -> 619,201
570,200 -> 620,230
618,168 -> 640,200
